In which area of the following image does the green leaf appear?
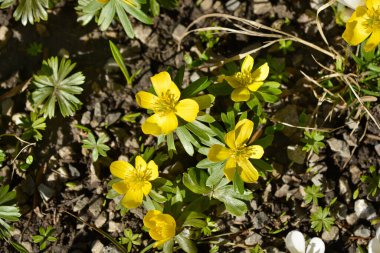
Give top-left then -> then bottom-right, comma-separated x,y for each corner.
122,1 -> 153,25
213,182 -> 252,216
176,127 -> 194,156
115,3 -> 134,38
191,94 -> 215,110
233,170 -> 244,195
181,77 -> 211,98
183,168 -> 211,194
175,233 -> 197,253
206,162 -> 225,187
109,40 -> 131,81
163,239 -> 174,253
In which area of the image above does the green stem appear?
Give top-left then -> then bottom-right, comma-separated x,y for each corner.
140,242 -> 155,253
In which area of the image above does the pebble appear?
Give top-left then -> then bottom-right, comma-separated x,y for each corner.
108,221 -> 122,233
311,173 -> 324,187
91,240 -> 104,253
375,144 -> 380,157
0,26 -> 11,49
354,225 -> 371,238
200,0 -> 213,11
134,24 -> 152,45
1,98 -> 13,116
226,0 -> 240,11
275,184 -> 289,198
172,24 -> 187,43
321,226 -> 339,242
81,111 -> 91,125
253,0 -> 272,15
354,199 -> 377,220
346,213 -> 358,225
58,146 -> 73,160
326,138 -> 351,158
104,112 -> 121,127
89,198 -> 103,217
339,177 -> 352,204
349,165 -> 361,184
73,197 -> 89,212
245,233 -> 263,246
38,183 -> 55,202
251,212 -> 268,229
95,212 -> 107,228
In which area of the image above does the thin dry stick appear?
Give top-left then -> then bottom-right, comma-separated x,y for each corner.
316,0 -> 337,46
178,13 -> 337,59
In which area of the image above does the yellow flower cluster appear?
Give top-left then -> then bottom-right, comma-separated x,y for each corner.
343,0 -> 380,51
208,119 -> 264,183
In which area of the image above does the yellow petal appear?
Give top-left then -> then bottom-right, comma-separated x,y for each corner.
247,145 -> 264,159
150,71 -> 180,100
112,180 -> 129,194
223,158 -> 237,181
153,239 -> 170,248
241,55 -> 254,73
110,160 -> 134,179
175,99 -> 199,122
231,87 -> 251,102
224,76 -> 242,88
208,144 -> 231,162
141,181 -> 152,195
342,6 -> 371,45
224,130 -> 236,149
135,155 -> 147,171
121,188 -> 144,208
142,113 -> 178,136
247,81 -> 264,92
251,63 -> 269,82
234,119 -> 254,148
237,158 -> 259,183
143,210 -> 162,228
366,0 -> 380,8
147,160 -> 159,181
364,29 -> 380,52
136,91 -> 158,110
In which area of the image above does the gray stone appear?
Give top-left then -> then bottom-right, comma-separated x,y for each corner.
321,226 -> 339,242
245,233 -> 262,246
200,0 -> 213,11
354,199 -> 377,220
375,144 -> 380,157
326,138 -> 351,158
103,245 -> 121,253
81,111 -> 91,125
95,212 -> 107,228
38,183 -> 55,202
287,145 -> 307,165
339,177 -> 352,204
0,26 -> 11,49
58,146 -> 73,160
68,164 -> 81,178
251,212 -> 268,229
253,1 -> 272,15
346,213 -> 358,225
89,198 -> 103,217
226,0 -> 240,11
275,184 -> 290,198
105,112 -> 121,126
349,165 -> 361,184
172,24 -> 187,43
1,98 -> 13,116
91,240 -> 104,253
108,221 -> 122,233
73,197 -> 89,212
311,173 -> 324,187
354,225 -> 371,238
134,24 -> 152,44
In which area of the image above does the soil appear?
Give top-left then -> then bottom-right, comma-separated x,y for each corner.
0,0 -> 379,252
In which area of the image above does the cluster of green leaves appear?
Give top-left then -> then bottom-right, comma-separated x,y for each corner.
0,185 -> 28,252
32,226 -> 57,250
118,229 -> 141,252
354,166 -> 380,198
31,56 -> 85,118
82,132 -> 110,162
0,0 -> 48,25
304,184 -> 324,206
302,130 -> 326,155
18,113 -> 46,141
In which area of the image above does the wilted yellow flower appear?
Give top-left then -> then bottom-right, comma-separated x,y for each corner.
208,119 -> 264,183
219,55 -> 269,102
136,71 -> 199,136
342,0 -> 380,51
143,210 -> 176,247
110,156 -> 158,208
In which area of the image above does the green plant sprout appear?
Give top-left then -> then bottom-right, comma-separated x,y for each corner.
109,40 -> 141,87
200,217 -> 219,236
302,130 -> 326,155
118,228 -> 141,252
26,42 -> 43,56
32,225 -> 57,250
19,112 -> 46,141
360,166 -> 380,197
31,57 -> 85,118
310,206 -> 335,233
0,149 -> 5,166
304,184 -> 324,206
82,132 -> 110,162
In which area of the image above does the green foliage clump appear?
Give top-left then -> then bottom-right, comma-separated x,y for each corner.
32,226 -> 57,250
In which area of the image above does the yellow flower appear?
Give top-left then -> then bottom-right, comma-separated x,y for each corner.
110,156 -> 158,208
136,71 -> 199,136
219,55 -> 269,102
208,119 -> 264,183
342,0 -> 380,51
143,210 -> 176,247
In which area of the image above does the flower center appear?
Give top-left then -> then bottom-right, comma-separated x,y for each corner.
153,91 -> 178,114
365,8 -> 380,29
133,164 -> 151,182
232,145 -> 251,159
234,72 -> 255,87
